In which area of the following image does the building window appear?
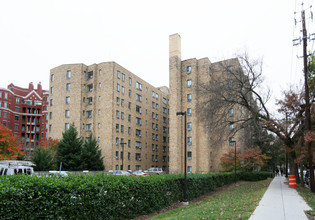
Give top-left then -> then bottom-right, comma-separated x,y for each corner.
128,89 -> 131,98
87,84 -> 93,92
187,94 -> 192,102
86,124 -> 92,131
128,127 -> 131,135
163,116 -> 167,123
228,80 -> 233,88
15,115 -> 19,121
66,70 -> 71,78
136,117 -> 142,125
188,166 -> 192,173
187,122 -> 192,131
65,123 -> 70,130
229,123 -> 234,131
50,87 -> 53,94
121,99 -> 125,107
136,129 -> 141,137
136,141 -> 141,149
50,99 -> 53,106
227,65 -> 233,73
121,125 -> 124,133
228,108 -> 234,117
121,112 -> 124,120
136,94 -> 142,102
87,97 -> 93,105
136,105 -> 142,114
187,137 -> 192,146
152,102 -> 155,109
116,110 -> 120,119
88,71 -> 93,79
188,152 -> 192,160
15,107 -> 19,113
122,73 -> 125,81
66,96 -> 70,104
187,80 -> 192,88
86,110 -> 92,118
49,125 -> 52,132
135,153 -> 141,161
0,92 -> 2,98
156,104 -> 158,110
136,82 -> 142,90
116,97 -> 120,105
98,123 -> 101,129
163,98 -> 167,104
16,98 -> 20,104
187,66 -> 191,74
122,86 -> 125,94
128,114 -> 131,122
187,108 -> 192,116
117,83 -> 120,92
99,69 -> 102,75
128,152 -> 131,160
98,109 -> 101,116
99,83 -> 101,88
49,112 -> 52,119
117,71 -> 120,79
116,137 -> 119,146
129,77 -> 132,85
65,110 -> 70,118
128,140 -> 131,147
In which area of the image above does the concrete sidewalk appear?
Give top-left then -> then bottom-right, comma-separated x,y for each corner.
249,176 -> 311,220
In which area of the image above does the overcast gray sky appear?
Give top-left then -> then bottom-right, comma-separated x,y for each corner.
0,0 -> 313,111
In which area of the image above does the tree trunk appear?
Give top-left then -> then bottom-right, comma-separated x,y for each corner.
289,150 -> 300,183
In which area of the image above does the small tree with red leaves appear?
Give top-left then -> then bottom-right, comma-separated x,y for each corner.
220,147 -> 270,172
0,124 -> 23,160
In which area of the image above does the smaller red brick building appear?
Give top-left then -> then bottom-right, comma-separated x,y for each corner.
0,82 -> 48,159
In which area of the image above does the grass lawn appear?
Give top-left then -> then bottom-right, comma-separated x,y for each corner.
149,178 -> 272,220
296,186 -> 315,217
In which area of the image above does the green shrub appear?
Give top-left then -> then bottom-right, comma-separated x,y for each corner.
0,171 -> 270,219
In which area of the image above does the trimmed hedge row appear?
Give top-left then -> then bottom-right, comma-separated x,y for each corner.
0,171 -> 271,219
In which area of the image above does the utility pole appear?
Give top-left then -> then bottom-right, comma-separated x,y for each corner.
301,10 -> 315,193
285,113 -> 288,178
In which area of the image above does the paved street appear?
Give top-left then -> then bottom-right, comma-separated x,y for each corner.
249,176 -> 311,220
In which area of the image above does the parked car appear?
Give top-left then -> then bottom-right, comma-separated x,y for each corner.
112,170 -> 131,176
143,167 -> 164,175
49,171 -> 69,177
0,160 -> 34,176
132,171 -> 149,176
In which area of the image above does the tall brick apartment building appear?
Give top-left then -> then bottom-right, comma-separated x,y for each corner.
49,63 -> 170,172
169,34 -> 246,173
0,83 -> 49,159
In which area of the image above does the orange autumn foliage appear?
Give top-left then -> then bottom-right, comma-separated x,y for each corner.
0,124 -> 23,160
220,147 -> 270,172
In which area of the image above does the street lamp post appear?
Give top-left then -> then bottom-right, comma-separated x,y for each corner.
176,111 -> 187,203
231,140 -> 237,184
120,142 -> 127,170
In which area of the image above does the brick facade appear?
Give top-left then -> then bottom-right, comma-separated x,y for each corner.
169,34 -> 246,173
0,83 -> 48,159
49,62 -> 170,172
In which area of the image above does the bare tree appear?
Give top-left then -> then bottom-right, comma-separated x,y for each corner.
198,53 -> 307,180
